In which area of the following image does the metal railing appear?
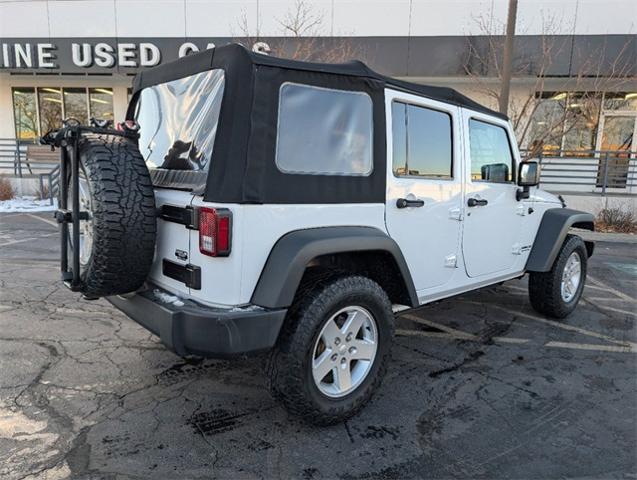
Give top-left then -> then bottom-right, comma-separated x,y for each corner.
1,137 -> 60,203
0,137 -> 52,177
521,149 -> 636,195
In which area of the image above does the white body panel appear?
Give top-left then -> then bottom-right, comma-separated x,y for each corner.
460,109 -> 525,278
148,88 -> 562,309
384,89 -> 463,291
148,188 -> 194,297
172,200 -> 385,307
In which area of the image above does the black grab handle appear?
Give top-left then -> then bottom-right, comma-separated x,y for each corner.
467,197 -> 488,207
396,198 -> 425,209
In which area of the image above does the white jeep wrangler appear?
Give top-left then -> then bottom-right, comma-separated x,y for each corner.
50,44 -> 594,424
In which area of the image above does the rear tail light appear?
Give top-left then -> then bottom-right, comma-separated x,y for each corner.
198,207 -> 232,257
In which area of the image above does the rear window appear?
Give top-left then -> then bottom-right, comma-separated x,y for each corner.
275,83 -> 373,176
135,69 -> 225,191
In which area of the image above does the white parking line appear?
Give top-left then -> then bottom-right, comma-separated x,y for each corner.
587,275 -> 634,302
545,341 -> 637,354
397,329 -> 635,353
486,303 -> 637,348
25,213 -> 58,228
401,313 -> 476,340
586,296 -> 633,302
587,303 -> 637,318
0,233 -> 57,247
395,329 -> 530,345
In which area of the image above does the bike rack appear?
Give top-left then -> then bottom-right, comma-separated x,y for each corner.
41,120 -> 139,293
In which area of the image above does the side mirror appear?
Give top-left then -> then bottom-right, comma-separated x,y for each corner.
516,160 -> 540,200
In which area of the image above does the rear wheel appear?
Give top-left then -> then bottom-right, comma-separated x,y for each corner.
528,234 -> 588,319
266,275 -> 394,425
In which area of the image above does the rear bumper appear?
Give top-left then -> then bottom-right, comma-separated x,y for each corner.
106,287 -> 287,358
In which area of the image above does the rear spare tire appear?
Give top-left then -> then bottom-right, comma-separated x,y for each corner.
64,134 -> 156,298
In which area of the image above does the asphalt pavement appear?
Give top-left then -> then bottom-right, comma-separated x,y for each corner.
1,212 -> 636,479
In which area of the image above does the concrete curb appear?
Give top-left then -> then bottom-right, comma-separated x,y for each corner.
578,231 -> 637,244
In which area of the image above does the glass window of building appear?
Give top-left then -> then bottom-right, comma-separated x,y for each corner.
89,88 -> 114,121
562,93 -> 601,157
12,88 -> 39,140
527,92 -> 568,154
63,88 -> 89,124
38,87 -> 63,134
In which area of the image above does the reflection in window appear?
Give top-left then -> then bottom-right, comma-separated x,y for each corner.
136,69 -> 225,190
603,92 -> 637,111
12,88 -> 38,140
391,103 -> 408,176
469,119 -> 513,183
89,88 -> 114,121
392,101 -> 452,178
527,92 -> 567,154
562,93 -> 601,157
63,88 -> 89,124
38,87 -> 63,134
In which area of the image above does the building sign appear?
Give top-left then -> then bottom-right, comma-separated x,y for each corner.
0,38 -> 271,72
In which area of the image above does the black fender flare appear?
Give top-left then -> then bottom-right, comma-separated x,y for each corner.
250,226 -> 418,309
525,208 -> 595,272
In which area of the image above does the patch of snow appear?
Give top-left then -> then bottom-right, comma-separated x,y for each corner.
153,289 -> 185,307
228,304 -> 264,312
0,196 -> 58,213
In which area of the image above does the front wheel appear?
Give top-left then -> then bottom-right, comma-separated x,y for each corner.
266,275 -> 394,425
528,234 -> 588,319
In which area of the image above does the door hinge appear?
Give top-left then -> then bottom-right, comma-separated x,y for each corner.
158,205 -> 199,229
449,207 -> 463,221
162,259 -> 201,289
444,254 -> 457,268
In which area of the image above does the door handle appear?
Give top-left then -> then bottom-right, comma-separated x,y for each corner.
396,198 -> 425,209
467,197 -> 488,207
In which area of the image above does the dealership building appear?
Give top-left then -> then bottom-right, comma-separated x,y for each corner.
0,0 -> 635,204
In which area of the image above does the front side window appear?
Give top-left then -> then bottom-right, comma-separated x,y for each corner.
392,101 -> 453,178
469,119 -> 514,183
136,69 -> 225,190
276,83 -> 373,176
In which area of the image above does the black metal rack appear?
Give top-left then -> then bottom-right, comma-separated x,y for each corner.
41,121 -> 138,292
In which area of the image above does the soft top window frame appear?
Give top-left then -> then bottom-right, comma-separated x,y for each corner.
275,82 -> 374,178
125,44 -> 505,204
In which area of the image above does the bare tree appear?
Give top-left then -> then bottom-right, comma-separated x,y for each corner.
234,0 -> 362,63
464,13 -> 634,158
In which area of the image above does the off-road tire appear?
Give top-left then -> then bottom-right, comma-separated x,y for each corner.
528,234 -> 587,319
266,275 -> 394,425
65,134 -> 156,298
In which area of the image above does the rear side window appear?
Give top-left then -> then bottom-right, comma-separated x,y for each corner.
275,83 -> 373,176
392,101 -> 453,178
136,69 -> 225,191
469,119 -> 514,183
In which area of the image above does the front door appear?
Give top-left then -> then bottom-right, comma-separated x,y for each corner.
384,90 -> 463,291
461,111 -> 524,278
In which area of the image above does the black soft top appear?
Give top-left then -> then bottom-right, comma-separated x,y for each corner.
129,44 -> 507,205
132,43 -> 505,120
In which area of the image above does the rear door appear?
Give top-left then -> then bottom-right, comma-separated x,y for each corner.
384,89 -> 463,291
134,68 -> 225,295
461,110 -> 524,278
150,190 -> 194,296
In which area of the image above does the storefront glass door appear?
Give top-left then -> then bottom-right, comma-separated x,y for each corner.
596,113 -> 636,188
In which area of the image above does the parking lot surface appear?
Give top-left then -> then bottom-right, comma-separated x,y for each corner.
1,212 -> 636,479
